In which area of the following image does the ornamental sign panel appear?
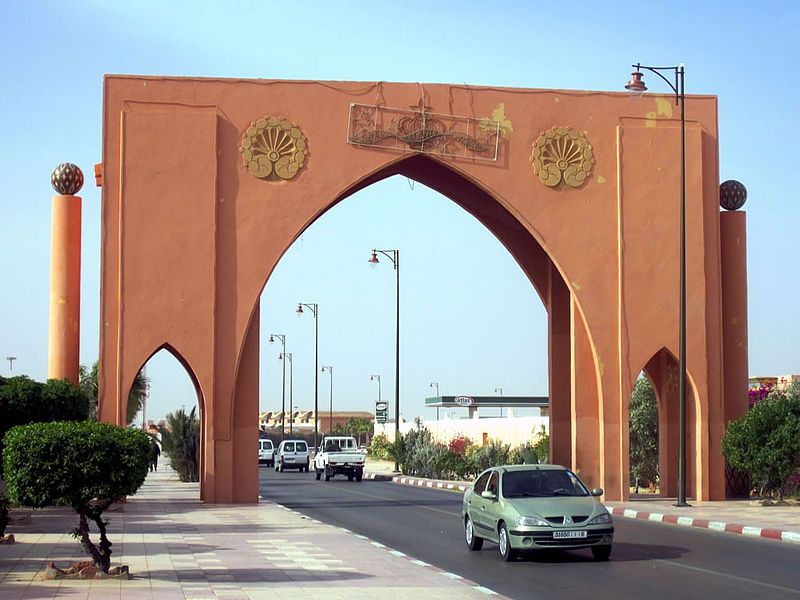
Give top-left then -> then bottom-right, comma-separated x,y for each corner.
347,101 -> 501,161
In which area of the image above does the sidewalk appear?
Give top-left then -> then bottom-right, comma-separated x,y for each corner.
363,461 -> 800,545
0,461 -> 503,599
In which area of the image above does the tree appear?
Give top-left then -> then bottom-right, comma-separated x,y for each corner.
2,421 -> 150,573
0,375 -> 89,475
629,375 -> 659,493
161,407 -> 200,482
722,383 -> 800,499
79,361 -> 149,425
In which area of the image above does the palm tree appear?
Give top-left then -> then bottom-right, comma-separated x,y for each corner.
79,361 -> 149,425
162,407 -> 200,482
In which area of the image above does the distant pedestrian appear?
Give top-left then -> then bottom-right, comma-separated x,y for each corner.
150,439 -> 161,472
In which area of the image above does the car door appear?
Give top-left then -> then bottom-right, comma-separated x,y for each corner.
467,470 -> 492,537
481,471 -> 501,540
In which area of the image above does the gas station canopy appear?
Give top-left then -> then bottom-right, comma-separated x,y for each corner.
425,396 -> 549,409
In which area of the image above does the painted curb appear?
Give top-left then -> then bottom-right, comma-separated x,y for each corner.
609,507 -> 800,545
363,472 -> 394,481
267,500 -> 506,598
391,475 -> 469,492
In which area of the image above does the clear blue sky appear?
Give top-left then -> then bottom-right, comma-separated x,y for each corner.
1,1 -> 798,422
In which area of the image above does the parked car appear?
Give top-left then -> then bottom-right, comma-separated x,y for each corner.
313,436 -> 365,481
462,464 -> 614,561
258,438 -> 275,467
275,440 -> 310,472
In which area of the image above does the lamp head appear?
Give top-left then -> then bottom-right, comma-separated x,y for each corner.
625,69 -> 647,93
368,250 -> 379,267
268,335 -> 275,344
296,303 -> 304,316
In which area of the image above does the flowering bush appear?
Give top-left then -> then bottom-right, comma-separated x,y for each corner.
748,384 -> 773,408
448,434 -> 472,456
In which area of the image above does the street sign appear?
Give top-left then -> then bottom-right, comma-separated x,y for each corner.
375,400 -> 388,424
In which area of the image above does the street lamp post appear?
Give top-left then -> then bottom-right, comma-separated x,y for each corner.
370,374 -> 382,402
368,248 -> 400,472
321,365 -> 333,435
280,352 -> 293,435
430,382 -> 439,420
625,62 -> 689,507
495,387 -> 503,418
6,356 -> 17,372
297,302 -> 320,449
269,333 -> 287,440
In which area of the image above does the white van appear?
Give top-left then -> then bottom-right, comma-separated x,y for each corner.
258,439 -> 275,467
275,440 -> 310,472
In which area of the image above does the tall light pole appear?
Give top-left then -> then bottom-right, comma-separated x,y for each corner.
280,352 -> 293,435
368,248 -> 400,471
269,333 -> 287,440
297,302 -> 319,449
430,382 -> 439,420
495,387 -> 503,418
321,365 -> 333,435
370,374 -> 382,402
625,62 -> 689,507
6,356 -> 17,372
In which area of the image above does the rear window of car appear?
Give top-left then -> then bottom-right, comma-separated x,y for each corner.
283,442 -> 295,452
260,440 -> 273,450
474,471 -> 491,494
296,442 -> 308,452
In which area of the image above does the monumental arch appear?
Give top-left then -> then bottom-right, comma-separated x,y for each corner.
96,76 -> 749,503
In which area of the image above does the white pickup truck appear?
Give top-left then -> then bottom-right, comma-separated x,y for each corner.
313,436 -> 366,482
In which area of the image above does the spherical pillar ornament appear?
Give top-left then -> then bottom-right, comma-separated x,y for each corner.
51,163 -> 84,195
720,180 -> 747,211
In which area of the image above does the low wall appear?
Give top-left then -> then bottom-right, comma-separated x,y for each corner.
375,415 -> 549,447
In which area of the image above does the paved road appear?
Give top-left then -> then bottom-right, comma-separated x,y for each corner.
259,468 -> 800,600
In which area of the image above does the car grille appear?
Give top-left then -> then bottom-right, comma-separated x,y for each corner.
545,515 -> 590,524
528,527 -> 613,547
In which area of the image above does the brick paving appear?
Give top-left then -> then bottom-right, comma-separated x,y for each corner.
0,462 -> 503,599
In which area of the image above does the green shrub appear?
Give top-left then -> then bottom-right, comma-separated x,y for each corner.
162,407 -> 200,482
532,425 -> 550,463
472,439 -> 511,474
3,421 -> 150,572
722,383 -> 800,499
0,376 -> 89,475
367,433 -> 393,460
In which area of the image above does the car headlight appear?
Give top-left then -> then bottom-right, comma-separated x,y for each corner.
516,516 -> 549,527
588,512 -> 612,525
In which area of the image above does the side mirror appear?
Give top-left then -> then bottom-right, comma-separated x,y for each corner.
591,488 -> 604,497
481,490 -> 497,500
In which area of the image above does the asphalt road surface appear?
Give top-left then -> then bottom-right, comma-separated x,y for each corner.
259,468 -> 800,599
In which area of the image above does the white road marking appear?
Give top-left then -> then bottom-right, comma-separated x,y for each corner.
657,559 -> 800,594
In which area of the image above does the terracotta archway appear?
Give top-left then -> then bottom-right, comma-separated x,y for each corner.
96,76 -> 748,503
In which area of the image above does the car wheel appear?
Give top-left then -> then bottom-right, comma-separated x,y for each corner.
591,544 -> 612,561
498,523 -> 517,562
324,468 -> 331,482
355,470 -> 363,482
315,469 -> 321,481
464,516 -> 483,551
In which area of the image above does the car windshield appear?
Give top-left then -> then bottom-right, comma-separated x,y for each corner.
502,469 -> 589,498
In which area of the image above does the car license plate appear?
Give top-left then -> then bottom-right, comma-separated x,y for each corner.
553,531 -> 587,539
285,457 -> 295,462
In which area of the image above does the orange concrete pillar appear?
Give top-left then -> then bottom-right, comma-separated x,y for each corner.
548,263 -> 571,466
570,301 -> 601,489
720,209 -> 749,423
47,163 -> 84,386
